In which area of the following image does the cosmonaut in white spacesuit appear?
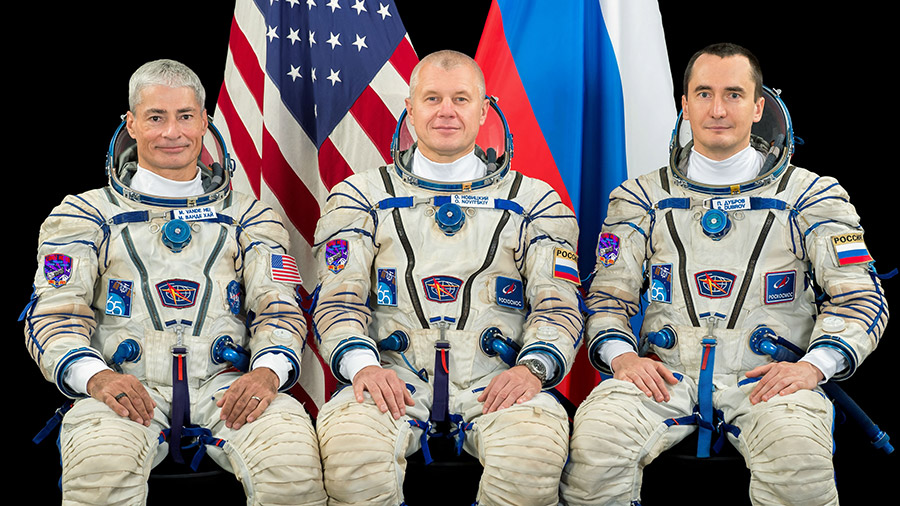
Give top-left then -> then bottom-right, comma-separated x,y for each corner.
22,60 -> 326,505
312,50 -> 583,506
560,43 -> 888,505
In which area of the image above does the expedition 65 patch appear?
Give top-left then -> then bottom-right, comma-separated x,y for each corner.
44,253 -> 72,288
106,279 -> 133,317
649,263 -> 673,304
377,268 -> 398,306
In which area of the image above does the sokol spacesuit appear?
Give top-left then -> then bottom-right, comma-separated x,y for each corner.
560,80 -> 888,505
312,94 -> 583,505
23,115 -> 326,504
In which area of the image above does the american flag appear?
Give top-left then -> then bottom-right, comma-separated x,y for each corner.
214,0 -> 418,415
270,253 -> 304,284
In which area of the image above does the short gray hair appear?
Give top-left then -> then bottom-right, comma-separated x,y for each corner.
128,59 -> 206,111
408,50 -> 486,99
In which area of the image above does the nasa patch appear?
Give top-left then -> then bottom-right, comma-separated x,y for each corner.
765,270 -> 796,305
156,279 -> 200,308
227,280 -> 242,314
597,233 -> 620,268
496,276 -> 524,309
649,263 -> 673,304
43,253 -> 72,288
695,270 -> 736,299
105,279 -> 133,317
325,239 -> 349,273
422,275 -> 463,303
377,268 -> 398,306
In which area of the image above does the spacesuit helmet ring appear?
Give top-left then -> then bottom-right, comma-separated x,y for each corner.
105,115 -> 235,203
390,95 -> 514,192
669,85 -> 795,194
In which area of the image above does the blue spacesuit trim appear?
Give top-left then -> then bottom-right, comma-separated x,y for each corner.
330,338 -> 379,384
808,337 -> 858,380
54,347 -> 104,398
251,347 -> 301,390
587,330 -> 636,373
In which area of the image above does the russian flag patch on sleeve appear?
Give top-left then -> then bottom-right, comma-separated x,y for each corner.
553,247 -> 580,284
831,232 -> 873,266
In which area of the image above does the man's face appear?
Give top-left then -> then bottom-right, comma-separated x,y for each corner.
125,85 -> 208,180
404,62 -> 489,163
682,54 -> 764,161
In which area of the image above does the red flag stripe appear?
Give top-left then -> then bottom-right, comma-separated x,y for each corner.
227,14 -> 265,112
217,83 -> 262,198
261,127 -> 320,245
349,85 -> 398,163
389,36 -> 418,83
318,138 -> 355,192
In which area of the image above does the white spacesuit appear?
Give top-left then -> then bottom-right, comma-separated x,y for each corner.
312,102 -> 583,506
560,87 -> 888,505
23,122 -> 326,505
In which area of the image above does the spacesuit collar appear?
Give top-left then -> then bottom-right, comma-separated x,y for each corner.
684,145 -> 765,187
129,164 -> 205,197
393,144 -> 510,192
671,136 -> 786,195
411,149 -> 486,183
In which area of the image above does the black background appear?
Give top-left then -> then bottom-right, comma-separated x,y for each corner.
16,1 -> 897,504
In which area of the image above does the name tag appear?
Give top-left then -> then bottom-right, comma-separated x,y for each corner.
711,196 -> 750,212
451,194 -> 494,208
173,206 -> 217,221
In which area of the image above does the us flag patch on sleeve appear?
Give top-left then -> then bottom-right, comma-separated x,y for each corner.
271,254 -> 303,284
831,232 -> 872,266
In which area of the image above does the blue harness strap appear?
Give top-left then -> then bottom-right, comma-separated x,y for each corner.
32,401 -> 75,445
696,338 -> 717,458
407,419 -> 433,465
169,345 -> 191,464
377,195 -> 525,215
431,340 -> 451,424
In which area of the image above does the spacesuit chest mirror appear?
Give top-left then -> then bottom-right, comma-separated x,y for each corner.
669,85 -> 795,194
105,117 -> 236,206
390,96 -> 514,192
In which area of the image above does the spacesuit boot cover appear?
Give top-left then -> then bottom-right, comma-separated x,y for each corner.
560,99 -> 888,504
24,152 -> 326,504
313,152 -> 582,506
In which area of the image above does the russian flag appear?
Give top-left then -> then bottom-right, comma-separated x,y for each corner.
475,0 -> 676,404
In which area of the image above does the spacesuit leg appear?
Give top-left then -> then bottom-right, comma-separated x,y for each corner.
459,390 -> 569,506
198,374 -> 327,506
315,366 -> 432,506
59,396 -> 167,506
559,378 -> 696,506
721,385 -> 837,506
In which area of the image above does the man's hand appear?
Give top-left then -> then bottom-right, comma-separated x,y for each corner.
217,367 -> 280,429
746,361 -> 824,405
477,365 -> 542,414
352,365 -> 414,420
610,352 -> 679,403
87,369 -> 156,426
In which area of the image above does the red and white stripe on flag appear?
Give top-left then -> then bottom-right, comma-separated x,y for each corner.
213,0 -> 418,416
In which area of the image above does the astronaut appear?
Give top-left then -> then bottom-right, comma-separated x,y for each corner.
312,50 -> 582,506
560,43 -> 888,505
22,60 -> 326,505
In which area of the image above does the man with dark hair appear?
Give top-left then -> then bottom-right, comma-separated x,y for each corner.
23,59 -> 327,505
560,43 -> 887,505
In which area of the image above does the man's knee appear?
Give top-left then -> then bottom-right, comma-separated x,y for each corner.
739,390 -> 837,506
60,399 -> 160,505
223,394 -> 327,506
472,396 -> 569,506
317,394 -> 417,506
